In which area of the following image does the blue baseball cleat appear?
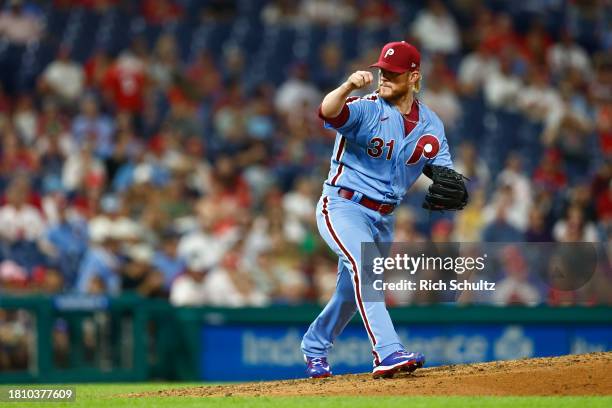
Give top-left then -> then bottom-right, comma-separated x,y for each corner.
372,350 -> 425,379
305,356 -> 332,378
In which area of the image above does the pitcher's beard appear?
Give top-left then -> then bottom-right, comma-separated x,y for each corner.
377,80 -> 393,99
379,86 -> 401,102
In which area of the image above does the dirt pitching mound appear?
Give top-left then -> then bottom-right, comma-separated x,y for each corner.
135,352 -> 611,397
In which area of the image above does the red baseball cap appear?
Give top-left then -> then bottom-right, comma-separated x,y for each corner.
370,41 -> 420,74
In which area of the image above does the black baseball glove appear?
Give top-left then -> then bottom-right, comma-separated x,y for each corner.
421,164 -> 468,211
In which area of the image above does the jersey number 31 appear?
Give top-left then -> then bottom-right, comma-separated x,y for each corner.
367,135 -> 440,165
367,137 -> 394,160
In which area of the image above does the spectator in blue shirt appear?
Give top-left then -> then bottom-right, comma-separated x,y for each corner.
72,95 -> 115,159
75,218 -> 121,295
152,228 -> 185,289
39,196 -> 88,286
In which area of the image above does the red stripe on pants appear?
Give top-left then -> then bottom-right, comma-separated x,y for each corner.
321,196 -> 381,365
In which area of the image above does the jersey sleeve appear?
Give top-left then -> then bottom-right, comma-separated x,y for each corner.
319,96 -> 377,138
428,116 -> 454,169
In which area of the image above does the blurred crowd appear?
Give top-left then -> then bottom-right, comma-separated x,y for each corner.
0,0 -> 610,308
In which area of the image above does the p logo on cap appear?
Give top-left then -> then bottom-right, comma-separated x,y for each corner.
370,41 -> 420,74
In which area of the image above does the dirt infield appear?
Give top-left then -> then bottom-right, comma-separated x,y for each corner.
136,352 -> 611,397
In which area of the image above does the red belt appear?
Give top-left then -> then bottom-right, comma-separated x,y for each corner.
337,188 -> 396,215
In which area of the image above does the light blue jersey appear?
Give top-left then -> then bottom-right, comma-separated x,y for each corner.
323,93 -> 453,203
302,93 -> 456,368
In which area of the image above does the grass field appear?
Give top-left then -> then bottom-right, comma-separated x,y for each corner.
3,384 -> 611,408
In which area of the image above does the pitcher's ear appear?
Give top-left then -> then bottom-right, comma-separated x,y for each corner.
413,73 -> 422,93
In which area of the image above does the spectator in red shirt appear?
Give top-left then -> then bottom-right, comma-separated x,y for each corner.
0,84 -> 13,114
596,103 -> 612,156
518,20 -> 553,66
84,48 -> 111,89
0,128 -> 39,175
358,0 -> 397,29
533,149 -> 567,193
102,52 -> 147,114
480,13 -> 519,56
596,181 -> 612,222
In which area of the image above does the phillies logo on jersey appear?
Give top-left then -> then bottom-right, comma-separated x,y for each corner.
406,134 -> 440,165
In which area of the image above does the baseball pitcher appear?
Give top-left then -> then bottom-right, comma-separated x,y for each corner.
302,42 -> 468,379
